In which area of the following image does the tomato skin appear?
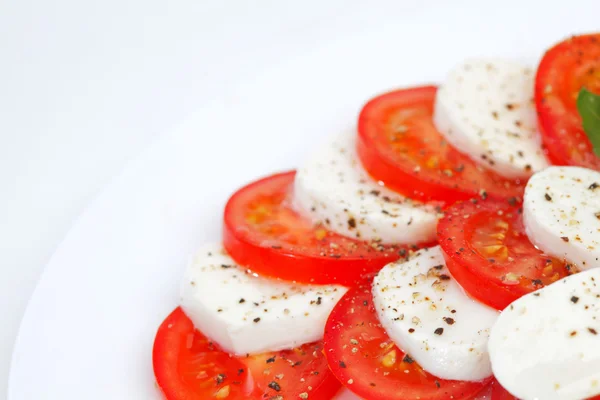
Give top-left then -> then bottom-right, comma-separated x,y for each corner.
153,307 -> 341,400
223,171 -> 418,285
357,86 -> 525,203
535,33 -> 600,170
438,199 -> 576,310
323,284 -> 492,400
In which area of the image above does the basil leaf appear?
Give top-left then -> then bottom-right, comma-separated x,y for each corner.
577,87 -> 600,157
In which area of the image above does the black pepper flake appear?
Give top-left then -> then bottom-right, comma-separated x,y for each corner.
266,356 -> 276,364
589,182 -> 599,191
451,309 -> 456,314
561,236 -> 569,242
544,193 -> 552,201
531,279 -> 543,286
348,218 -> 357,229
408,328 -> 415,333
435,380 -> 441,388
316,297 -> 322,305
588,328 -> 598,335
507,197 -> 518,206
434,327 -> 444,335
480,190 -> 488,200
443,317 -> 455,325
215,373 -> 226,384
402,354 -> 414,363
370,190 -> 381,196
399,249 -> 407,257
220,264 -> 232,269
363,300 -> 369,306
339,361 -> 347,368
268,381 -> 281,392
239,298 -> 246,304
253,317 -> 261,323
433,265 -> 444,270
237,368 -> 244,376
454,164 -> 465,173
533,293 -> 541,297
566,264 -> 572,272
439,274 -> 451,280
571,296 -> 580,304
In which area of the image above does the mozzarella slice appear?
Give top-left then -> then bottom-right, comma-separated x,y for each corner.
294,130 -> 439,244
180,244 -> 347,355
489,269 -> 600,400
523,166 -> 600,271
372,246 -> 498,381
434,59 -> 549,178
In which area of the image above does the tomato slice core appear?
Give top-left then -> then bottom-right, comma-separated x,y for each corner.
535,33 -> 600,169
438,199 -> 577,310
153,307 -> 341,399
323,285 -> 491,400
223,171 -> 417,285
357,86 -> 525,203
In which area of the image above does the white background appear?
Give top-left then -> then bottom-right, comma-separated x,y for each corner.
0,0 -> 435,396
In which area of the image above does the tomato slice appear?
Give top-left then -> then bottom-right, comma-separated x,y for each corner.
223,171 -> 417,285
323,284 -> 491,400
490,379 -> 518,400
357,86 -> 525,204
535,33 -> 600,170
153,307 -> 341,399
437,198 -> 577,310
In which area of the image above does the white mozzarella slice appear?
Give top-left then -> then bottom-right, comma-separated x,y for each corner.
372,246 -> 498,381
489,269 -> 600,400
294,130 -> 439,244
180,243 -> 347,355
434,59 -> 549,178
523,166 -> 600,271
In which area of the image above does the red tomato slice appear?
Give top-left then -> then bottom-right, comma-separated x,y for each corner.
357,86 -> 525,204
437,199 -> 577,310
490,379 -> 518,400
153,307 -> 341,400
535,33 -> 600,170
323,284 -> 491,400
223,171 -> 417,285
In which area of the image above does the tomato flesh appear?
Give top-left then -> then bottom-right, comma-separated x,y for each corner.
490,379 -> 518,400
535,33 -> 600,169
153,307 -> 341,399
438,199 -> 577,310
223,171 -> 417,285
323,284 -> 491,400
357,86 -> 525,203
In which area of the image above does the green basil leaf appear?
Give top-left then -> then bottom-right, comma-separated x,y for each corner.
577,87 -> 600,157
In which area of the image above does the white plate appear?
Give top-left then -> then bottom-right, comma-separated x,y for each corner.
8,1 -> 600,399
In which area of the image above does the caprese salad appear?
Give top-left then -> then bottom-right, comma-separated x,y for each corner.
152,33 -> 600,400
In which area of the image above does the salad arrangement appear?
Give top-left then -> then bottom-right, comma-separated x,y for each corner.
152,33 -> 600,400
